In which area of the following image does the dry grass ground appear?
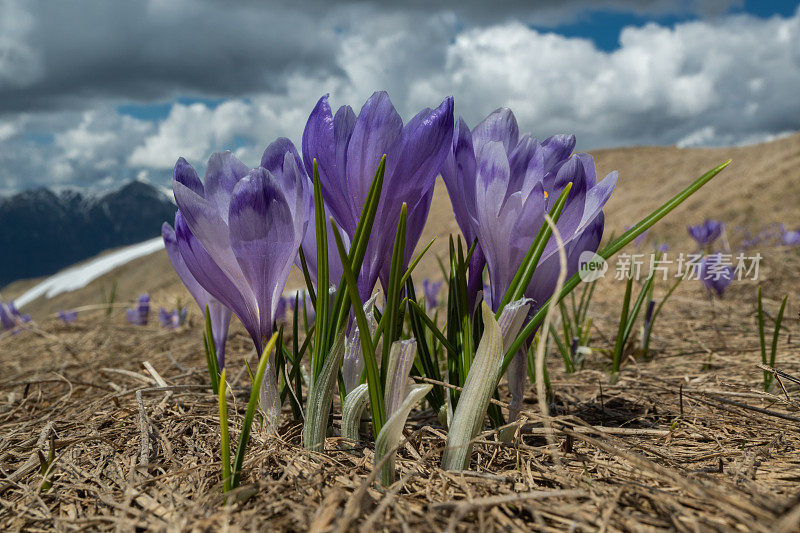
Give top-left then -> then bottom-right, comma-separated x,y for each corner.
2,134 -> 800,531
1,245 -> 799,531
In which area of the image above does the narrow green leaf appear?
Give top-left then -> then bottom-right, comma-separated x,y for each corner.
311,159 -> 329,381
329,155 -> 387,341
408,300 -> 457,354
204,305 -> 220,394
218,369 -> 231,492
303,327 -> 346,451
399,238 -> 436,288
380,203 -> 408,385
231,332 -> 279,489
611,275 -> 634,374
331,221 -> 386,438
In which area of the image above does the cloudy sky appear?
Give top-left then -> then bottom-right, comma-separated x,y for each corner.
0,0 -> 798,194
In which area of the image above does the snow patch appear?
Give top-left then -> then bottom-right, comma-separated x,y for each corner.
15,237 -> 164,308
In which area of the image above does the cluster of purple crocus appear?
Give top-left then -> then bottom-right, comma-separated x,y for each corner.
126,294 -> 150,326
0,301 -> 30,332
58,310 -> 78,324
442,108 -> 617,417
740,223 -> 800,249
163,92 -> 617,430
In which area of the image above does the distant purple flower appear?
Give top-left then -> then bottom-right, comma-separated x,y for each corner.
171,142 -> 311,430
741,235 -> 760,250
302,92 -> 454,298
698,253 -> 734,297
781,228 -> 800,246
58,310 -> 78,324
1,301 -> 31,331
687,219 -> 724,246
126,294 -> 150,326
421,279 -> 443,310
657,243 -> 670,253
159,307 -> 187,329
163,219 -> 232,368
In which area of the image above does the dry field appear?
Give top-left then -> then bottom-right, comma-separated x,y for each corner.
2,135 -> 800,531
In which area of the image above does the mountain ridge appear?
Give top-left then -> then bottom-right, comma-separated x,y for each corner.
0,181 -> 176,286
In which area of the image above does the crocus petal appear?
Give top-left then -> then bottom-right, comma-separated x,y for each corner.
383,96 -> 454,213
471,108 -> 519,156
345,91 -> 403,219
173,158 -> 254,304
228,168 -> 296,346
204,151 -> 250,223
175,211 -> 260,346
442,117 -> 479,246
540,134 -> 576,174
526,212 -> 605,312
163,220 -> 212,312
261,137 -> 304,178
303,96 -> 359,235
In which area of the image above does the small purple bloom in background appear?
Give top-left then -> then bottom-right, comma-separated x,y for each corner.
421,279 -> 443,310
58,310 -> 78,324
302,92 -> 454,299
159,307 -> 187,329
781,228 -> 800,246
698,253 -> 733,297
126,294 -> 150,326
687,219 -> 724,246
657,242 -> 670,253
1,301 -> 31,331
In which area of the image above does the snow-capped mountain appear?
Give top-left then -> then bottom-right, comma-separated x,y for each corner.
0,181 -> 176,286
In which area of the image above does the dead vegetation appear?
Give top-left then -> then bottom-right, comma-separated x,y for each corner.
2,249 -> 800,531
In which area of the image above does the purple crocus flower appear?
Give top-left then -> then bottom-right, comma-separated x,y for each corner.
421,279 -> 443,310
171,142 -> 311,430
58,310 -> 78,324
781,228 -> 800,246
443,108 -> 617,313
687,219 -> 724,246
159,307 -> 187,329
442,108 -> 617,422
1,301 -> 30,331
163,219 -> 232,368
302,92 -> 454,299
657,243 -> 670,253
698,252 -> 734,296
126,294 -> 150,326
